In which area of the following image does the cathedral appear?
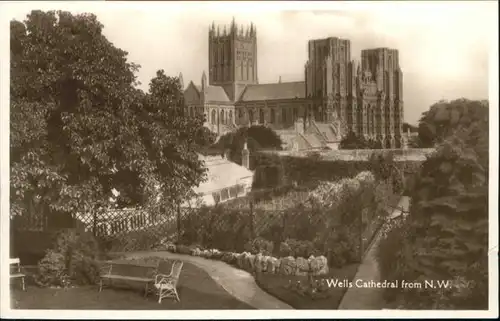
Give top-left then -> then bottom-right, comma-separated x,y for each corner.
183,19 -> 404,149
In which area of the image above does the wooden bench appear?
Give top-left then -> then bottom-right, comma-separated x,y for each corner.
99,261 -> 158,297
10,258 -> 26,291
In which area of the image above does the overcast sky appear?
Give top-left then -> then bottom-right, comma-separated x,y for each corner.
4,1 -> 497,124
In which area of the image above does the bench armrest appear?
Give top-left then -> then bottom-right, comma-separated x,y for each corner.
154,273 -> 172,283
99,263 -> 113,275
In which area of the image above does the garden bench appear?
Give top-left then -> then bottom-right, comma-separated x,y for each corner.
10,258 -> 26,291
99,261 -> 158,297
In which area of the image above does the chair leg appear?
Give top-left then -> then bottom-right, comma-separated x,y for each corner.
144,283 -> 148,298
21,277 -> 25,291
99,279 -> 103,292
175,289 -> 180,302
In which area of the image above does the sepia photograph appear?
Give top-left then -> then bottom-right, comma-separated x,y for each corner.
0,0 -> 498,319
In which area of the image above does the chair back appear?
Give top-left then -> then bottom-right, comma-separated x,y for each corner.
170,260 -> 184,284
9,258 -> 21,274
157,259 -> 172,275
9,258 -> 20,265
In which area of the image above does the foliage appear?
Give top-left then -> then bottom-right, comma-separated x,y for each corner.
34,229 -> 101,287
339,131 -> 381,149
213,125 -> 283,166
252,152 -> 421,190
244,237 -> 274,256
279,239 -> 317,258
416,98 -> 488,147
180,205 -> 252,253
179,170 -> 395,267
378,102 -> 489,309
175,244 -> 193,255
194,126 -> 217,148
10,11 -> 207,229
368,151 -> 404,193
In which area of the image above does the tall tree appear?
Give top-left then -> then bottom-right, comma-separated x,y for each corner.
417,99 -> 488,147
214,125 -> 283,165
391,101 -> 489,309
10,11 -> 207,225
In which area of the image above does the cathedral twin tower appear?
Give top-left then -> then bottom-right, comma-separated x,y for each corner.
203,19 -> 404,149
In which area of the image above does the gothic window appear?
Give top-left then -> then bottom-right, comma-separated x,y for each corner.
229,110 -> 233,124
239,109 -> 243,118
220,110 -> 225,124
259,109 -> 264,124
270,109 -> 275,124
211,109 -> 216,125
248,109 -> 254,123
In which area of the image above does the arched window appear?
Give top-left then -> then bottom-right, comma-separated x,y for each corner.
248,109 -> 254,123
228,110 -> 233,124
259,109 -> 264,124
270,109 -> 275,124
220,110 -> 225,125
211,109 -> 216,125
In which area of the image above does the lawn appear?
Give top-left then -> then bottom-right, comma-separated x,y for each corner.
11,258 -> 253,310
255,263 -> 359,309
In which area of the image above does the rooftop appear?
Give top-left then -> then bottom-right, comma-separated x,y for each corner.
238,81 -> 306,102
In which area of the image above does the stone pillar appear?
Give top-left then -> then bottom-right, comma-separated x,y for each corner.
242,142 -> 250,169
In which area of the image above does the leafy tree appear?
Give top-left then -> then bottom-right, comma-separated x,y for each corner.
379,100 -> 489,309
417,99 -> 488,147
10,11 -> 207,227
339,131 -> 380,149
213,125 -> 283,166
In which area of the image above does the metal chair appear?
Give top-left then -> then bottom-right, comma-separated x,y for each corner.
153,260 -> 183,303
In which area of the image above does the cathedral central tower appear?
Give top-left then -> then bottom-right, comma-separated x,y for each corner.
208,18 -> 258,101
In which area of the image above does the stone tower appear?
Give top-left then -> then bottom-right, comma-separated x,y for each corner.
305,37 -> 352,123
361,48 -> 404,148
208,18 -> 258,101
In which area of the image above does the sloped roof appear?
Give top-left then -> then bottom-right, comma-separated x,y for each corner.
303,133 -> 325,149
194,154 -> 253,196
188,84 -> 230,103
238,81 -> 306,101
314,123 -> 340,142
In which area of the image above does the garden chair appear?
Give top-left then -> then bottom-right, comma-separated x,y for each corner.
153,260 -> 183,303
10,258 -> 26,291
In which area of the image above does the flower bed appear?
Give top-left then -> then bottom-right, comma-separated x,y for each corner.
158,241 -> 331,277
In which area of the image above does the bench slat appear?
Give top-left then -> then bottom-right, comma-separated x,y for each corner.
101,275 -> 152,282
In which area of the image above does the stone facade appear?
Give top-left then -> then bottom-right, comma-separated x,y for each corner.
183,19 -> 404,149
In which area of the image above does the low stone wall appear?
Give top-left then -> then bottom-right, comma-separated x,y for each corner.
162,243 -> 330,277
261,148 -> 435,162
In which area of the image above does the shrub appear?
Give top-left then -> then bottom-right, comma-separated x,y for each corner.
175,244 -> 192,255
180,205 -> 252,252
286,239 -> 316,258
34,229 -> 102,287
35,250 -> 69,287
378,116 -> 489,309
244,237 -> 274,255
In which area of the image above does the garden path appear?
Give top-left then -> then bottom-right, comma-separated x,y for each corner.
118,251 -> 294,310
337,196 -> 410,310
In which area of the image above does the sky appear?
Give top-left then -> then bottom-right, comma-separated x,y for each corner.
3,1 -> 497,124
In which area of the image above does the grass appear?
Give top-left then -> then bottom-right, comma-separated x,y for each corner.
11,257 -> 253,310
255,263 -> 359,309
